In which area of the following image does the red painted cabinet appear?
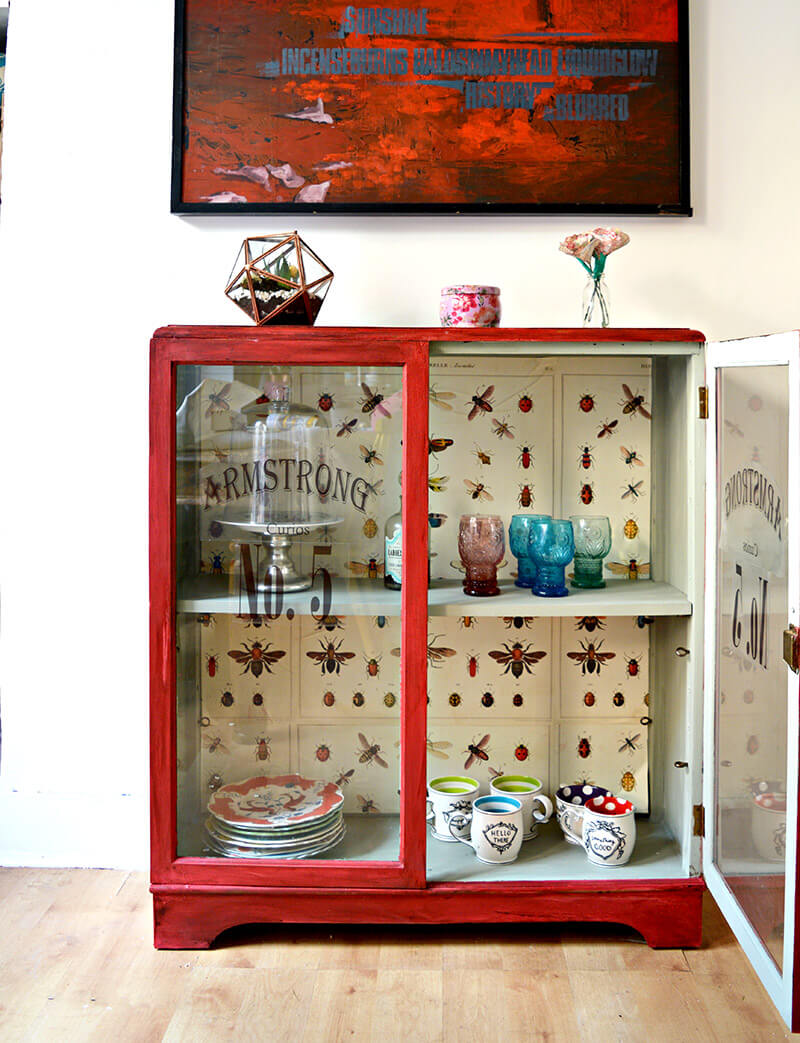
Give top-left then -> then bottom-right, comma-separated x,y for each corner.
150,327 -> 800,1029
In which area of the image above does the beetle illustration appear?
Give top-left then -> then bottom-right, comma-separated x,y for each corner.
322,691 -> 336,707
364,655 -> 381,677
317,391 -> 335,412
580,483 -> 594,505
359,382 -> 392,418
315,743 -> 331,762
220,690 -> 234,708
518,484 -> 534,508
613,692 -> 625,707
464,734 -> 491,770
503,617 -> 534,630
514,743 -> 529,761
513,694 -> 524,707
227,640 -> 286,678
208,551 -> 225,575
623,518 -> 640,540
489,641 -> 547,678
306,639 -> 356,675
352,692 -> 365,707
254,736 -> 272,761
357,794 -> 380,814
473,445 -> 492,466
578,737 -> 592,758
621,771 -> 636,792
575,616 -> 606,633
252,693 -> 264,706
384,692 -> 396,707
459,616 -> 478,630
205,653 -> 219,677
374,615 -> 388,629
624,654 -> 643,677
567,640 -> 616,675
492,418 -> 515,439
429,437 -> 454,456
480,692 -> 494,707
584,692 -> 596,707
337,417 -> 358,437
467,653 -> 480,677
464,479 -> 493,502
518,445 -> 533,469
621,446 -> 645,467
360,444 -> 383,467
579,445 -> 595,469
518,394 -> 533,413
578,393 -> 595,413
348,558 -> 384,580
619,733 -> 641,753
598,418 -> 618,438
747,735 -> 760,755
620,384 -> 652,420
449,693 -> 462,707
358,733 -> 388,768
467,385 -> 494,420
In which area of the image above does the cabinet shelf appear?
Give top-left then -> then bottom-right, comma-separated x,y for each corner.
177,577 -> 692,618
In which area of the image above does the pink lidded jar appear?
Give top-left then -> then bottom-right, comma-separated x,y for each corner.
439,285 -> 501,327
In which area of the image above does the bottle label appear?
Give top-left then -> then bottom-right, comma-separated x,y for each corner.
385,530 -> 402,583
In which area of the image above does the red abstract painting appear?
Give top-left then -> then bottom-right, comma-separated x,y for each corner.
172,0 -> 689,213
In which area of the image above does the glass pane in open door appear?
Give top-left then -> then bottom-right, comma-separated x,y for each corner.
705,332 -> 800,1029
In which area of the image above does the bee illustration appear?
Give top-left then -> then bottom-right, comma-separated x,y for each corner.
580,483 -> 594,505
358,733 -> 388,768
429,385 -> 456,411
357,794 -> 380,813
239,613 -> 269,629
518,445 -> 532,469
620,384 -> 652,420
317,391 -> 335,412
348,558 -> 384,580
335,768 -> 355,786
518,394 -> 533,413
428,475 -> 450,492
621,446 -> 645,467
313,613 -> 344,631
427,736 -> 453,759
621,481 -> 644,500
467,385 -> 494,420
464,734 -> 491,770
503,617 -> 534,630
206,383 -> 232,416
203,734 -> 229,754
606,559 -> 650,580
575,616 -> 606,633
391,635 -> 456,668
363,478 -> 384,499
474,445 -> 493,466
578,393 -> 595,413
464,479 -> 493,501
579,445 -> 595,469
255,736 -> 272,761
598,418 -> 618,438
429,437 -> 454,456
337,417 -> 358,437
359,382 -> 392,418
489,641 -> 547,678
306,638 -> 356,675
619,733 -> 641,753
227,640 -> 286,677
492,418 -> 515,439
518,484 -> 533,508
360,445 -> 383,466
567,640 -> 616,675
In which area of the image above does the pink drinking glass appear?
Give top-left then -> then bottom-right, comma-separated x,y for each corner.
458,514 -> 505,596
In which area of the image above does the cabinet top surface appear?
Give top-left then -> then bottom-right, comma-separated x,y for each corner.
153,325 -> 706,343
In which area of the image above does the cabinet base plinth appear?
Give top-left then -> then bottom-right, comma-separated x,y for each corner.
152,878 -> 705,950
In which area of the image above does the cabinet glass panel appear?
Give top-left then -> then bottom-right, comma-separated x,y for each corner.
714,364 -> 789,970
175,363 -> 404,860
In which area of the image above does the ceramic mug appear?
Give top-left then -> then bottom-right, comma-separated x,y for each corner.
555,784 -> 613,845
426,776 -> 481,842
490,775 -> 553,840
582,795 -> 636,867
448,794 -> 524,864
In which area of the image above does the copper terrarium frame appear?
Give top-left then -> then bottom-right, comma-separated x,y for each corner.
225,232 -> 334,326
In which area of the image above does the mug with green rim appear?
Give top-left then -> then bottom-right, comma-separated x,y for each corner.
427,776 -> 481,842
489,774 -> 553,840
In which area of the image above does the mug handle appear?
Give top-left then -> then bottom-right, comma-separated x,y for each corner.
531,794 -> 554,823
448,810 -> 477,850
426,798 -> 433,822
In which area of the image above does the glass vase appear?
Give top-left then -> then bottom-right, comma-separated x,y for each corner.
582,273 -> 610,328
528,519 -> 574,598
570,515 -> 612,589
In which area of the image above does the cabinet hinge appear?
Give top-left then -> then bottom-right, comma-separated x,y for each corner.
784,625 -> 800,674
698,386 -> 709,419
693,804 -> 705,837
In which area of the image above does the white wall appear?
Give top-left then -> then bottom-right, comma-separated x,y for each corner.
0,0 -> 798,868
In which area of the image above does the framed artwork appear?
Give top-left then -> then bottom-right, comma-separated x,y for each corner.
172,0 -> 690,214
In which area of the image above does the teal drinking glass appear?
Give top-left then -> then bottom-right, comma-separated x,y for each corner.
508,514 -> 551,588
570,515 -> 612,588
528,518 -> 574,598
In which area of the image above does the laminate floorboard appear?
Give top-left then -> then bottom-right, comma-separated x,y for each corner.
0,869 -> 795,1042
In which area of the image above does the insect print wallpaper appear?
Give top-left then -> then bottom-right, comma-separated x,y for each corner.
173,0 -> 689,212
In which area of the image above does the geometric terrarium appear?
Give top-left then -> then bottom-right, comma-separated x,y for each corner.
224,231 -> 334,326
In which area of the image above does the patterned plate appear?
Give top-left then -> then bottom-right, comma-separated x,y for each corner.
208,775 -> 344,829
205,813 -> 343,850
204,824 -> 347,860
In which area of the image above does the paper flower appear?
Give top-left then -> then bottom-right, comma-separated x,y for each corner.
560,227 -> 629,326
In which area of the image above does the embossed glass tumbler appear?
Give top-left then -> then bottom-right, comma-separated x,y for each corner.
509,514 -> 551,589
570,515 -> 612,589
458,514 -> 505,597
528,518 -> 574,598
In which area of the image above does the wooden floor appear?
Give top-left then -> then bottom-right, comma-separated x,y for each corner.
0,870 -> 796,1042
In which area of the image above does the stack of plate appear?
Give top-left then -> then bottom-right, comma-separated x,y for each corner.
205,773 -> 346,859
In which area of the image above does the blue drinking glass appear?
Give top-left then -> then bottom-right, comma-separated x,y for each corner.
528,519 -> 575,598
508,514 -> 551,588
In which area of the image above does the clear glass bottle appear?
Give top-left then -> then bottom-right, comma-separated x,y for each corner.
384,477 -> 402,590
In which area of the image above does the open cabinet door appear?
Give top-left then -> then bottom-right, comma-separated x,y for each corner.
704,331 -> 800,1029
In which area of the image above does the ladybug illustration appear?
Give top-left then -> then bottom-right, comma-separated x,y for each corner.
467,654 -> 479,678
518,445 -> 532,469
580,483 -> 594,505
579,393 -> 595,413
481,692 -> 495,707
583,692 -> 595,707
518,394 -> 533,413
624,518 -> 639,540
621,771 -> 636,792
322,691 -> 336,707
352,692 -> 365,707
220,690 -> 234,707
578,737 -> 591,759
315,743 -> 331,762
384,692 -> 396,707
624,654 -> 642,677
514,743 -> 529,761
252,693 -> 264,706
518,484 -> 533,508
449,693 -> 462,707
747,735 -> 760,755
205,653 -> 219,677
579,445 -> 595,469
363,517 -> 378,539
613,692 -> 625,707
318,391 -> 335,412
512,694 -> 524,707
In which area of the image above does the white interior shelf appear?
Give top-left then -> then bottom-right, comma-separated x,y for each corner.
177,576 -> 692,618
